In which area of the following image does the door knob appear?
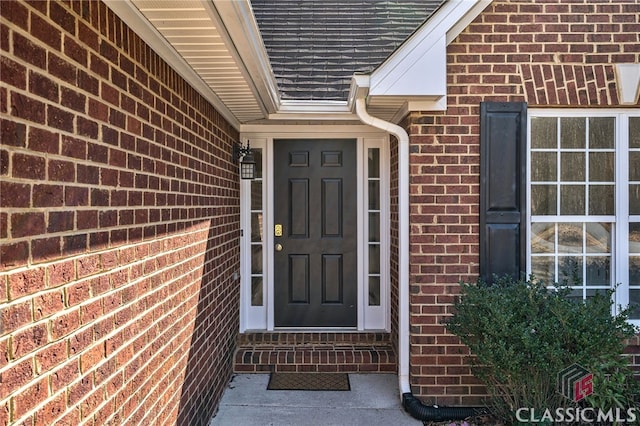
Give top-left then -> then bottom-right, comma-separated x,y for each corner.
275,243 -> 283,252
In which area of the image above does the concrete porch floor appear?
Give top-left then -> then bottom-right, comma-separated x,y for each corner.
209,373 -> 421,425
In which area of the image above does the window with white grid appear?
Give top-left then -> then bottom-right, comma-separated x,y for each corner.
528,111 -> 640,321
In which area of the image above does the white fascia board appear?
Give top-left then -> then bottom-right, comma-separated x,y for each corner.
390,98 -> 448,122
104,0 -> 241,129
267,112 -> 359,121
446,0 -> 493,44
240,124 -> 385,135
278,100 -> 350,113
269,100 -> 355,120
368,0 -> 492,100
210,0 -> 281,114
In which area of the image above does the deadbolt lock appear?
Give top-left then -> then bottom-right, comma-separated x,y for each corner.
274,224 -> 283,237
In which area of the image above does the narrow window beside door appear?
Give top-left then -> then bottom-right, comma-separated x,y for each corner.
250,149 -> 264,306
368,148 -> 381,306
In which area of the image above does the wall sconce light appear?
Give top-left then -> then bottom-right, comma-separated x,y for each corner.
234,141 -> 256,180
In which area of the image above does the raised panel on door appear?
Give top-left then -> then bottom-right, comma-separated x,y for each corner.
274,139 -> 357,327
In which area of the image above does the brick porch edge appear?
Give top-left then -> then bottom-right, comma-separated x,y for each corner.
234,332 -> 397,373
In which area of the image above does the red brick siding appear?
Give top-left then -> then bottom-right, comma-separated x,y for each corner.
1,1 -> 239,425
406,0 -> 640,405
520,63 -> 619,105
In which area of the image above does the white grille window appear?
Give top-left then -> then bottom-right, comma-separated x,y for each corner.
250,149 -> 264,306
528,111 -> 640,321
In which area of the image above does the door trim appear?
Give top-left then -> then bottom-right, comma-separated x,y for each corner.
239,127 -> 390,332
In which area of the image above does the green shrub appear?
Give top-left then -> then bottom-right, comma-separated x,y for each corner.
445,275 -> 639,424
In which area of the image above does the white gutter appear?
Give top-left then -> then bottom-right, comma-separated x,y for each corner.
354,95 -> 411,397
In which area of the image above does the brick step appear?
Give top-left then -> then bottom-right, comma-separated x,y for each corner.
233,332 -> 397,373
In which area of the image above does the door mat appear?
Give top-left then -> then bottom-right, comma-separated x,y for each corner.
267,372 -> 350,391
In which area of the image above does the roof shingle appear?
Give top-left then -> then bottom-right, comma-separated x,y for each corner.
250,0 -> 445,101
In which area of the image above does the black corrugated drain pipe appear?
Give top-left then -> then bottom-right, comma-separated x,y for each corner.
353,82 -> 490,424
402,393 -> 488,422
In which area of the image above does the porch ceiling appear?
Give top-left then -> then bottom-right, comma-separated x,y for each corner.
113,0 -> 273,127
108,0 -> 490,129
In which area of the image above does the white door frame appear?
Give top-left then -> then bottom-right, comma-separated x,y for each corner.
239,126 -> 390,332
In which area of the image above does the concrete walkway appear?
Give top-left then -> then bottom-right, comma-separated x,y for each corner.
210,373 -> 421,425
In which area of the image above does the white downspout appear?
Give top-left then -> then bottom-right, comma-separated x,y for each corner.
354,97 -> 411,397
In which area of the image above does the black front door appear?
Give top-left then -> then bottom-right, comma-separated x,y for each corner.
274,139 -> 357,327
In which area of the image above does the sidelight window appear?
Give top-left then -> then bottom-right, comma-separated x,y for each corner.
367,148 -> 381,306
362,137 -> 389,331
250,149 -> 264,306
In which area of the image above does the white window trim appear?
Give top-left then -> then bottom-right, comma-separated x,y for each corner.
239,138 -> 268,332
527,109 -> 640,326
239,127 -> 390,332
362,137 -> 391,330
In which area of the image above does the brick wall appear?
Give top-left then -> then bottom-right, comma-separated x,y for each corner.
406,0 -> 640,405
1,1 -> 240,425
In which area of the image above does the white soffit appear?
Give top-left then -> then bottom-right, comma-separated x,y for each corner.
211,0 -> 281,115
106,0 -> 270,127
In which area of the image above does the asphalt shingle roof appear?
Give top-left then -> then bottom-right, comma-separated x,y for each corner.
250,0 -> 445,101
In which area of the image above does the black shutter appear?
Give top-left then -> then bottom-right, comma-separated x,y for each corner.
479,102 -> 527,283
